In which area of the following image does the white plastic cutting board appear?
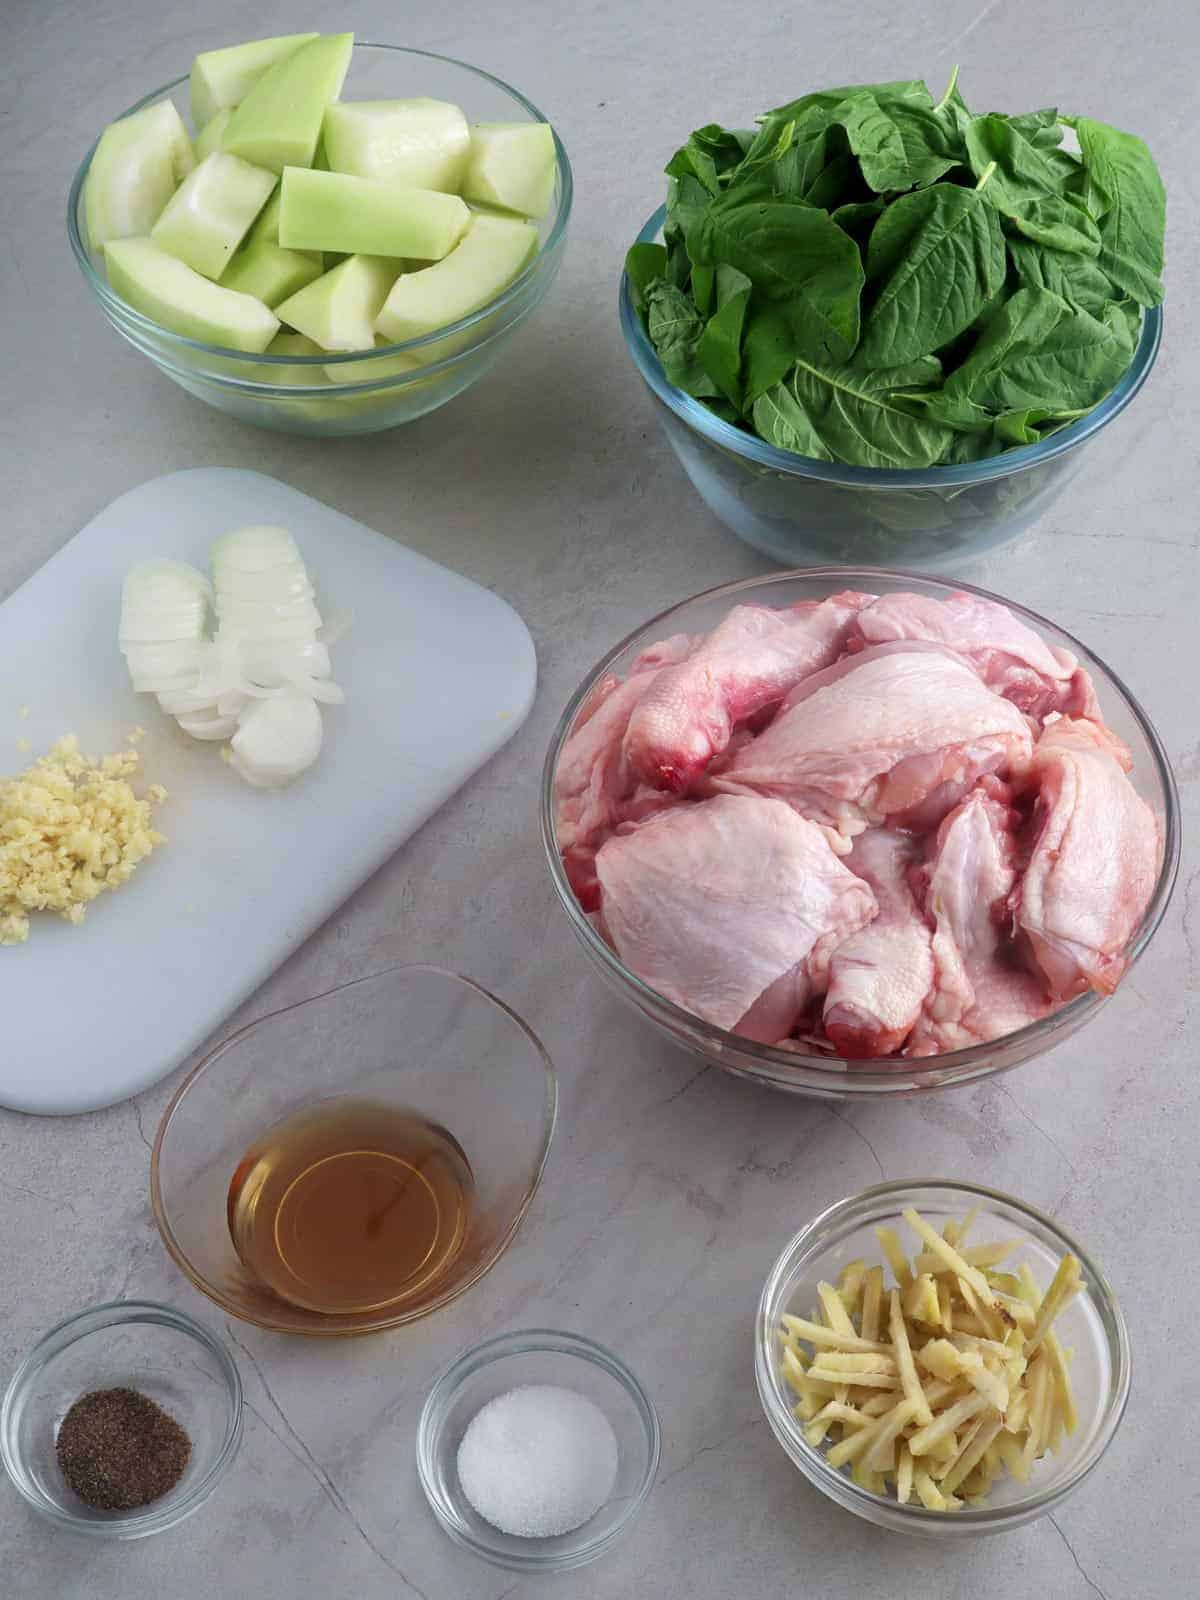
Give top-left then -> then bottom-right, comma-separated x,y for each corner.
0,469 -> 536,1115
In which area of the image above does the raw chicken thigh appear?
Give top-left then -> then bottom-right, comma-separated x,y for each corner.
1016,717 -> 1161,1000
850,591 -> 1099,720
622,591 -> 870,792
713,642 -> 1032,847
907,783 -> 1050,1057
554,632 -> 693,907
823,829 -> 933,1058
557,589 -> 1161,1061
595,795 -> 876,1043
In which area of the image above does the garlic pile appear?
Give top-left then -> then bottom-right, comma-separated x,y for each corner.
119,525 -> 344,788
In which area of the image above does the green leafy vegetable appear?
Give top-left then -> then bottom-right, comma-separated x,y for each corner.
1072,116 -> 1166,305
862,185 -> 1006,365
627,71 -> 1164,470
944,287 -> 1133,413
696,264 -> 753,406
694,195 -> 864,362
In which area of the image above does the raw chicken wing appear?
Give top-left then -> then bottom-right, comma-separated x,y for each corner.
713,643 -> 1033,848
907,784 -> 1050,1056
851,591 -> 1098,720
595,794 -> 877,1044
823,829 -> 934,1058
1016,717 -> 1160,999
622,592 -> 872,793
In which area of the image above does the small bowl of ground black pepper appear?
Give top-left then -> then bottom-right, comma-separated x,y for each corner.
0,1300 -> 242,1537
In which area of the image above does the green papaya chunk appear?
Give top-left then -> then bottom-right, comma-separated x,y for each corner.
194,109 -> 233,161
275,254 -> 401,350
279,167 -> 470,258
151,151 -> 276,279
222,33 -> 354,175
322,98 -> 469,190
375,212 -> 537,341
221,236 -> 323,305
105,235 -> 279,351
85,100 -> 195,252
190,33 -> 318,128
461,122 -> 556,219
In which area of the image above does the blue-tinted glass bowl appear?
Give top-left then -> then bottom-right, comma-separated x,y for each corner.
619,206 -> 1161,571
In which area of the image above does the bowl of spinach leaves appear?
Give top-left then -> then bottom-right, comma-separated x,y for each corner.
621,72 -> 1164,568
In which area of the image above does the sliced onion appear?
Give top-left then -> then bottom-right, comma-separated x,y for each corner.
176,709 -> 241,739
229,692 -> 323,788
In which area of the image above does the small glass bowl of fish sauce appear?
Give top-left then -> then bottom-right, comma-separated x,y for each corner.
150,966 -> 557,1334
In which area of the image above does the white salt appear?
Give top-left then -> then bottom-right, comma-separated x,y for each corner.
456,1383 -> 620,1539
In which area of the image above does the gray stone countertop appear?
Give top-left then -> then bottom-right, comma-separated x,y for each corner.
2,1 -> 1196,1596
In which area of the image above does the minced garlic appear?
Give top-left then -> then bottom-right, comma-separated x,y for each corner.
0,736 -> 166,946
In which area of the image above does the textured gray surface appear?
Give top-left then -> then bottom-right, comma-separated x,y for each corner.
1,2 -> 1196,1597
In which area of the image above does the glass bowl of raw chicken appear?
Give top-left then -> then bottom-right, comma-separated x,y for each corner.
541,570 -> 1179,1096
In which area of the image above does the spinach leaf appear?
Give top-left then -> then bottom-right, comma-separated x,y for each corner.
993,406 -> 1085,446
1003,195 -> 1101,256
666,173 -> 714,262
665,123 -> 748,195
965,114 -> 1070,208
834,91 -> 962,192
832,198 -> 886,254
945,286 -> 1133,413
741,305 -> 799,406
764,80 -> 931,122
1073,116 -> 1166,305
1007,235 -> 1115,316
625,243 -> 668,310
695,195 -> 864,363
644,282 -> 722,398
696,265 -> 753,408
787,355 -> 954,468
862,185 -> 1005,365
1005,108 -> 1065,150
752,380 -> 833,458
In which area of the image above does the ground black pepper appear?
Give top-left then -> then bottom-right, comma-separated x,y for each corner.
55,1386 -> 191,1511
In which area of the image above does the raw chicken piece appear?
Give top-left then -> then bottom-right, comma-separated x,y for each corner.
850,591 -> 1098,721
622,592 -> 872,793
823,830 -> 934,1058
594,794 -> 877,1044
553,632 -> 693,908
907,784 -> 1050,1056
713,643 -> 1033,849
1016,717 -> 1160,1000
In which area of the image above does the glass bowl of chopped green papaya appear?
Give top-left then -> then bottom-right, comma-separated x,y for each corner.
69,36 -> 572,436
621,72 -> 1163,568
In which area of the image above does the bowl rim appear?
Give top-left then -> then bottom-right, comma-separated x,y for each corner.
539,566 -> 1181,1093
149,964 -> 559,1335
620,204 -> 1162,489
415,1326 -> 662,1571
754,1178 -> 1132,1530
67,41 -> 574,387
0,1298 -> 244,1538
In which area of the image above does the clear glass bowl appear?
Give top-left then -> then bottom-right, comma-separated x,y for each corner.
541,568 -> 1179,1097
68,44 -> 573,437
0,1300 -> 242,1538
151,966 -> 557,1334
620,206 -> 1162,570
755,1181 -> 1131,1536
416,1329 -> 660,1571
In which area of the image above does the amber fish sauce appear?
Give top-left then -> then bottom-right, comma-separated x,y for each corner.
227,1099 -> 474,1315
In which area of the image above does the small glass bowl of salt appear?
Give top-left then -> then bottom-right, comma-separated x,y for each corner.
417,1328 -> 660,1571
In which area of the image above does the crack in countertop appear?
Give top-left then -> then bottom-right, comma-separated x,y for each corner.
225,1325 -> 429,1600
1049,1512 -> 1110,1600
825,1103 -> 886,1181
